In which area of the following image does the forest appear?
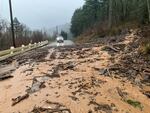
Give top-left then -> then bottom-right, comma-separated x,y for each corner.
71,0 -> 150,37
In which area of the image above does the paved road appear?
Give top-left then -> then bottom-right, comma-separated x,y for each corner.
48,40 -> 75,47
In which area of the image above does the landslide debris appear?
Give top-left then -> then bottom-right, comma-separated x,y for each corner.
0,29 -> 150,113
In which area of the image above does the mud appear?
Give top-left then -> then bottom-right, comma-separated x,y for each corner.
0,31 -> 150,113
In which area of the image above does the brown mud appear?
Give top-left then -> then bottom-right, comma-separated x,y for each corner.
0,31 -> 150,113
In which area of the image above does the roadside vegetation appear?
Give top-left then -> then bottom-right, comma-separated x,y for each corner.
126,99 -> 143,110
0,17 -> 50,51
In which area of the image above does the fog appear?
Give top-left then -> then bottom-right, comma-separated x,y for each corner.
0,0 -> 84,29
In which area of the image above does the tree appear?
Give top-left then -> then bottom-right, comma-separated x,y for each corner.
71,8 -> 84,36
0,17 -> 50,50
147,0 -> 150,22
13,17 -> 23,37
61,31 -> 68,40
108,0 -> 112,28
0,19 -> 12,50
71,0 -> 149,37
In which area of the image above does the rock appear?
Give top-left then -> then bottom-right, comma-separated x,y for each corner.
142,73 -> 150,84
26,77 -> 46,94
63,61 -> 75,70
99,68 -> 108,75
93,67 -> 111,76
134,75 -> 142,86
0,65 -> 15,81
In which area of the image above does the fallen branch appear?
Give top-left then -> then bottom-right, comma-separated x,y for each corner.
12,93 -> 29,106
0,75 -> 13,81
102,45 -> 120,52
116,87 -> 127,100
32,107 -> 71,113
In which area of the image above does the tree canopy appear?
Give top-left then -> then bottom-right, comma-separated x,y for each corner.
61,31 -> 68,40
71,0 -> 150,37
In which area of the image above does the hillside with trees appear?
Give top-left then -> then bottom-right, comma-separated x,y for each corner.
0,17 -> 50,51
71,0 -> 150,37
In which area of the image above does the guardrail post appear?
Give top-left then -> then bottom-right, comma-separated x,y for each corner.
38,42 -> 41,46
21,45 -> 25,51
28,43 -> 31,49
34,42 -> 37,47
41,41 -> 43,46
10,46 -> 14,54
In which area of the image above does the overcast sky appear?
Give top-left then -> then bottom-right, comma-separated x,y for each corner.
0,0 -> 84,29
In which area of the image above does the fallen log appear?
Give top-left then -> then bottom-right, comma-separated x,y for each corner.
0,65 -> 15,81
31,100 -> 72,113
0,75 -> 13,81
143,91 -> 150,98
12,93 -> 29,106
32,107 -> 71,113
102,45 -> 120,52
116,87 -> 127,100
88,101 -> 112,113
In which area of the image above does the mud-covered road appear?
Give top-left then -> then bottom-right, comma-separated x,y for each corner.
0,33 -> 150,113
48,40 -> 75,47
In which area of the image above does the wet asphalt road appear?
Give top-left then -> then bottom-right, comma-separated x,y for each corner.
48,40 -> 75,47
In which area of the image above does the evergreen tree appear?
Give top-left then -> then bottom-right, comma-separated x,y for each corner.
61,31 -> 68,40
71,0 -> 149,37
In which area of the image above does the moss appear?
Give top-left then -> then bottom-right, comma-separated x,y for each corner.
126,99 -> 143,110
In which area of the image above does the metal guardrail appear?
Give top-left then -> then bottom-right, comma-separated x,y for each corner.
0,40 -> 48,61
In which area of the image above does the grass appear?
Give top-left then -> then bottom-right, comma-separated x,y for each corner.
126,99 -> 143,110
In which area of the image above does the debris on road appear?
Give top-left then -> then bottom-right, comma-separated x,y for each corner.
69,95 -> 79,101
101,45 -> 120,53
0,74 -> 13,81
93,67 -> 111,76
26,77 -> 46,94
0,30 -> 150,113
63,61 -> 76,70
0,64 -> 16,81
116,87 -> 127,100
88,101 -> 112,113
31,101 -> 71,113
143,91 -> 150,98
12,93 -> 29,106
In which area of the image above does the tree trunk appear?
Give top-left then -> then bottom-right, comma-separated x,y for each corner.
108,0 -> 113,28
147,0 -> 150,22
